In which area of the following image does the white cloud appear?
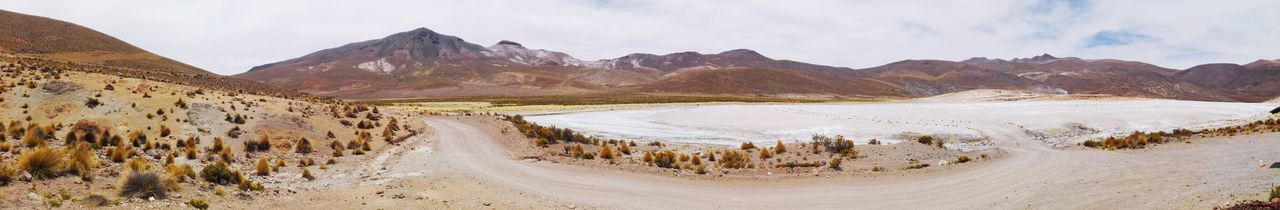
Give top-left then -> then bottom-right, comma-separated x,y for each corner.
2,0 -> 1277,75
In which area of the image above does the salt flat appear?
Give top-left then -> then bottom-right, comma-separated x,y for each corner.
526,99 -> 1276,145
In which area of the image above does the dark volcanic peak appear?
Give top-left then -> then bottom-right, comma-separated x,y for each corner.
372,27 -> 489,60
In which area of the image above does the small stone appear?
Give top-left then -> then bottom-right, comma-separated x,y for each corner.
27,192 -> 42,202
18,171 -> 32,181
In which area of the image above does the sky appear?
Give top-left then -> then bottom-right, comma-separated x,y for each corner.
3,0 -> 1279,75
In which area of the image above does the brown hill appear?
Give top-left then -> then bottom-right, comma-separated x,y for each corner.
238,27 -> 1280,102
0,9 -> 310,99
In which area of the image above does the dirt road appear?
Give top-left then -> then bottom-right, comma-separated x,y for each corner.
428,116 -> 1280,209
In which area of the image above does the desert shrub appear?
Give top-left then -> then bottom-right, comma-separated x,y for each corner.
126,157 -> 151,172
237,179 -> 264,191
872,166 -> 886,172
570,144 -> 585,157
64,143 -> 98,175
299,157 -> 315,166
580,152 -> 596,160
255,158 -> 270,176
758,149 -> 772,159
18,146 -> 65,179
905,163 -> 930,170
774,140 -> 787,154
166,164 -> 196,182
812,134 -> 858,157
1218,200 -> 1280,210
642,151 -> 654,163
0,142 -> 9,153
957,155 -> 972,163
128,131 -> 147,148
1271,185 -> 1280,201
120,172 -> 169,199
618,143 -> 632,155
295,137 -> 313,154
599,145 -> 614,160
719,150 -> 749,169
1080,140 -> 1102,148
209,137 -> 225,152
22,127 -> 48,148
107,134 -> 123,147
85,98 -> 101,108
188,199 -> 209,210
159,126 -> 171,138
331,144 -> 345,157
0,163 -> 16,185
301,167 -> 315,181
740,142 -> 756,150
868,139 -> 881,145
653,150 -> 678,168
244,135 -> 271,153
200,162 -> 241,185
219,149 -> 234,163
110,146 -> 132,163
226,126 -> 241,138
534,138 -> 549,147
917,135 -> 935,145
829,157 -> 843,171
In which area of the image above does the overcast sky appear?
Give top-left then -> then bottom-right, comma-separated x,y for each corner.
3,0 -> 1279,75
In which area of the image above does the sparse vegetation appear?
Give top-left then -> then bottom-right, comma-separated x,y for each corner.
0,163 -> 16,185
200,162 -> 242,185
188,199 -> 210,210
811,134 -> 858,158
120,172 -> 169,199
302,167 -> 315,181
719,150 -> 749,169
18,146 -> 65,179
245,134 -> 271,153
256,158 -> 270,176
295,137 -> 313,154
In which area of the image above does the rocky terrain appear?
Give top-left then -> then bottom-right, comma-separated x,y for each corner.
237,27 -> 1280,102
0,10 -> 425,209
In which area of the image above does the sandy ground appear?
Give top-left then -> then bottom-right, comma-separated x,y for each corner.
524,100 -> 1275,146
423,115 -> 1280,209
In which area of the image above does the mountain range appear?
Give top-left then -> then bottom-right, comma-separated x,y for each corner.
235,27 -> 1280,102
2,8 -> 1273,103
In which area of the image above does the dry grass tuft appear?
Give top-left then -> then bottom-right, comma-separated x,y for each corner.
120,171 -> 169,199
18,146 -> 65,179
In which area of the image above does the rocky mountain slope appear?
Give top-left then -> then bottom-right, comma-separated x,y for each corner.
0,9 -> 308,99
237,27 -> 1280,102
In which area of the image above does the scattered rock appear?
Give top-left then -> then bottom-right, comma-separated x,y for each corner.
18,171 -> 32,181
27,192 -> 42,202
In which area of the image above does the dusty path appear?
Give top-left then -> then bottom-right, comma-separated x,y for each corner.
428,116 -> 1280,209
